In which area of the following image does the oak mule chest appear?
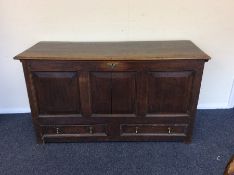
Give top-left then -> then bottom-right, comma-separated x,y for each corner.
14,41 -> 210,144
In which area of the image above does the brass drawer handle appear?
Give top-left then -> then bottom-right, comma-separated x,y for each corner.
89,126 -> 93,134
168,127 -> 172,134
56,127 -> 60,134
107,62 -> 118,69
135,127 -> 139,134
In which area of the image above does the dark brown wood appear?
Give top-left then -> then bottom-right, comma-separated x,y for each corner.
15,41 -> 210,143
32,71 -> 80,114
136,71 -> 148,117
111,72 -> 137,114
14,41 -> 210,61
21,61 -> 42,143
90,72 -> 112,115
42,124 -> 107,136
79,71 -> 92,117
147,71 -> 194,114
120,124 -> 188,136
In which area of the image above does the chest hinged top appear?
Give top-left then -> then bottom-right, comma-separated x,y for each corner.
14,40 -> 210,61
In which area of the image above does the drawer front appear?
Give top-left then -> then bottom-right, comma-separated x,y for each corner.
42,124 -> 107,136
120,124 -> 188,136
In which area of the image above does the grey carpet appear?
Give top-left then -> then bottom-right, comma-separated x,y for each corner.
0,109 -> 233,175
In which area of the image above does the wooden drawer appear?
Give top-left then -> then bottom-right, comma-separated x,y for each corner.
42,124 -> 107,136
120,124 -> 188,136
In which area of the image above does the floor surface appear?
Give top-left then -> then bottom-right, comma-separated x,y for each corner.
0,109 -> 234,175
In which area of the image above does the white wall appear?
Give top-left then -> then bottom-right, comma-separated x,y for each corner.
1,0 -> 234,113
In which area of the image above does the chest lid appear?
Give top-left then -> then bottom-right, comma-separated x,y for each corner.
14,40 -> 210,61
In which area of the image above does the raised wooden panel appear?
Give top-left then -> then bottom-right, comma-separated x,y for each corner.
33,72 -> 80,114
147,71 -> 194,114
111,72 -> 137,114
90,72 -> 112,114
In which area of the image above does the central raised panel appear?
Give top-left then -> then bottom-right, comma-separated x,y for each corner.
147,71 -> 194,114
90,71 -> 137,116
111,72 -> 136,114
90,72 -> 112,114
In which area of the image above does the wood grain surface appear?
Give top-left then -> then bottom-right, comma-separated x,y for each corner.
14,40 -> 210,61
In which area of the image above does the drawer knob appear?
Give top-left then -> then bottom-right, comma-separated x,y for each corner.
168,127 -> 172,134
89,126 -> 93,134
56,127 -> 60,134
135,127 -> 139,134
107,62 -> 118,69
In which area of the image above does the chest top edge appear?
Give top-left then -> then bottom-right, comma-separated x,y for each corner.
14,40 -> 211,61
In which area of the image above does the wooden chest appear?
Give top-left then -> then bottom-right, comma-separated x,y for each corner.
14,41 -> 210,143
